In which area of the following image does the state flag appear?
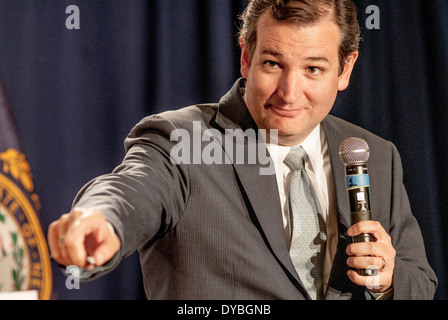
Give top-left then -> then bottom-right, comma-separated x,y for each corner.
0,76 -> 52,300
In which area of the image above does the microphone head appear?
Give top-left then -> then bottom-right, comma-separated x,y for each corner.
339,137 -> 370,165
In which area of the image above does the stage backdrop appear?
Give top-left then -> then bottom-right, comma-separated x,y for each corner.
0,0 -> 446,299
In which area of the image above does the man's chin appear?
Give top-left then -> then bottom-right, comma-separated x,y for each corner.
274,132 -> 308,147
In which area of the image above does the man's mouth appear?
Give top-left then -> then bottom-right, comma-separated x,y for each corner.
267,104 -> 304,117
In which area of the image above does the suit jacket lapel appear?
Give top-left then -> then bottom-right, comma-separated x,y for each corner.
321,116 -> 364,300
211,79 -> 308,297
321,116 -> 351,229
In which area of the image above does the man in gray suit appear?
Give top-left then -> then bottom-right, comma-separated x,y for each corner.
48,0 -> 437,300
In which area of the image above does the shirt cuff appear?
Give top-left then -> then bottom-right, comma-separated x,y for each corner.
367,287 -> 394,300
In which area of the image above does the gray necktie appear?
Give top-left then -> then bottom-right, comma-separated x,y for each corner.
284,146 -> 326,300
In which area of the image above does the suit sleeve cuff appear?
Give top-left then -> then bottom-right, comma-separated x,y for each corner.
367,287 -> 394,300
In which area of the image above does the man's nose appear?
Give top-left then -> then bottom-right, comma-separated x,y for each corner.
277,71 -> 301,104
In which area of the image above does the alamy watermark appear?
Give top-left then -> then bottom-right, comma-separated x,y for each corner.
169,121 -> 277,176
66,5 -> 80,30
65,4 -> 380,31
365,265 -> 381,290
65,265 -> 80,290
365,5 -> 380,30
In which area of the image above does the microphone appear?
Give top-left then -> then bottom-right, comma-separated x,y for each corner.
339,137 -> 374,276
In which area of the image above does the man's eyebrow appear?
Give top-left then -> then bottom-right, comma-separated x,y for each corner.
304,56 -> 330,64
260,49 -> 331,64
261,49 -> 283,57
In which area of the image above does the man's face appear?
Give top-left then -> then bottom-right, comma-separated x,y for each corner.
240,12 -> 358,146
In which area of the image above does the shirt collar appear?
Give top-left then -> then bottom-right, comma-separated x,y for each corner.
263,124 -> 322,175
299,124 -> 322,172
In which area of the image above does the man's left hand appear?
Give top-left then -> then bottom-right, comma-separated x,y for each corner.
346,221 -> 396,293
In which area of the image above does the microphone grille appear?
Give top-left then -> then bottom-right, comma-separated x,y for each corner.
339,137 -> 370,165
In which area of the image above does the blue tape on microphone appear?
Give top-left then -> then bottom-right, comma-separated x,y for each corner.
345,174 -> 370,189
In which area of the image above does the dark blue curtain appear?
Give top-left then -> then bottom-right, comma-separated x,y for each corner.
0,0 -> 446,300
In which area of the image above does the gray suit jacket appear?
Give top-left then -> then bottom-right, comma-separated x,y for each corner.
74,78 -> 437,300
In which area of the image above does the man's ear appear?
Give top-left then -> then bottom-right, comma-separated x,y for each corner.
338,51 -> 359,91
239,37 -> 250,79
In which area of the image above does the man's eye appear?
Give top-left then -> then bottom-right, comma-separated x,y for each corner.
264,61 -> 280,68
307,66 -> 323,75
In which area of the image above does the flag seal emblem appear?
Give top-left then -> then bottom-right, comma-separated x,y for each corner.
0,149 -> 52,299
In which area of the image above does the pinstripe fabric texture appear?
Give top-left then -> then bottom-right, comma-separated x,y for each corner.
72,79 -> 437,299
285,146 -> 327,300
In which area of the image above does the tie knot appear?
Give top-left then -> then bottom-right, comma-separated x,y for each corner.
284,146 -> 307,171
